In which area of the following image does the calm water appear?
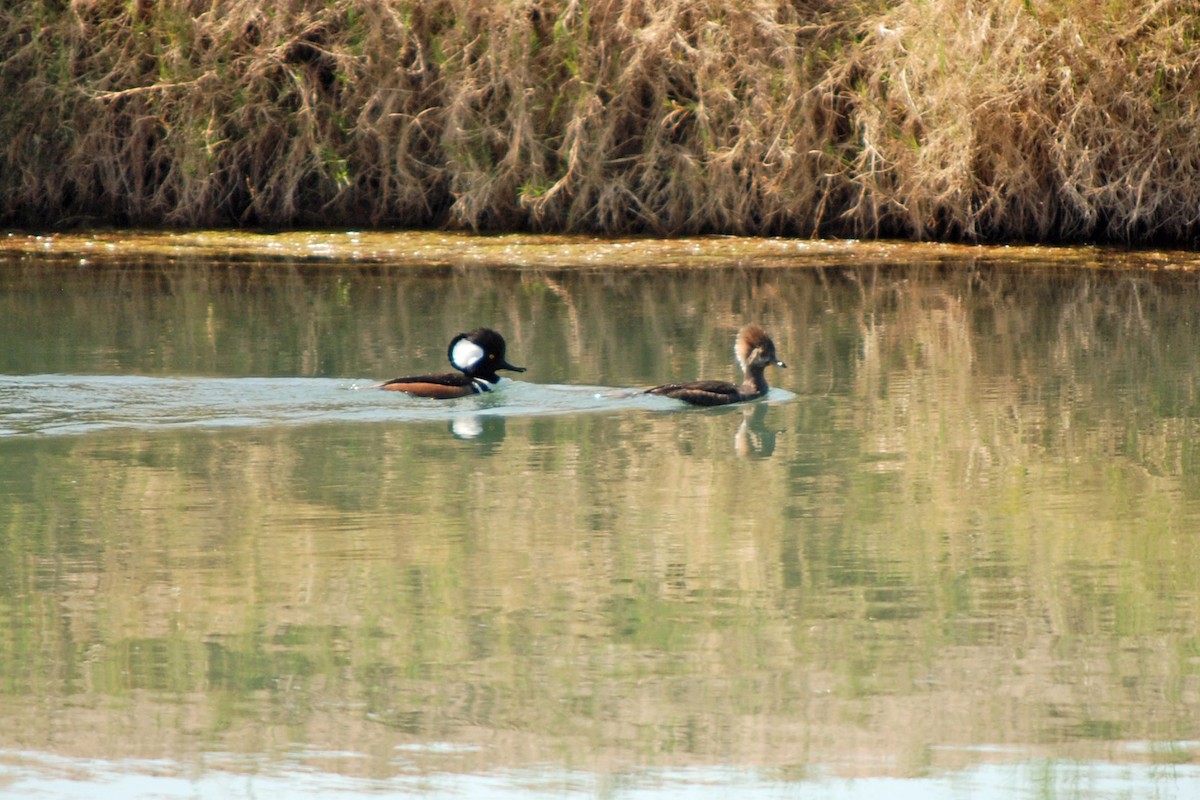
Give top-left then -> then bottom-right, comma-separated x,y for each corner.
2,233 -> 1200,799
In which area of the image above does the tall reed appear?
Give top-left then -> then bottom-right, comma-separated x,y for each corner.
3,0 -> 1199,241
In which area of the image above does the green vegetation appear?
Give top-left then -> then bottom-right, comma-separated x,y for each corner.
3,1 -> 1200,241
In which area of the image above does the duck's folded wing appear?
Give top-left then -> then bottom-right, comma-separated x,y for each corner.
646,380 -> 740,406
377,372 -> 479,398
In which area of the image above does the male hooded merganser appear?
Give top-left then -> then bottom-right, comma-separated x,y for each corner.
377,328 -> 525,398
646,324 -> 786,406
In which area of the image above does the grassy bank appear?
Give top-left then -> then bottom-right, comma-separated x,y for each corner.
3,0 -> 1199,242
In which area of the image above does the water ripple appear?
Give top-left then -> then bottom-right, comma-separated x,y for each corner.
0,375 -> 795,437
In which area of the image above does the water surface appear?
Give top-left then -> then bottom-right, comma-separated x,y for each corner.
2,233 -> 1200,798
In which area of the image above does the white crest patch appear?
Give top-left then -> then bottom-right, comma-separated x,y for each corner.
451,338 -> 486,371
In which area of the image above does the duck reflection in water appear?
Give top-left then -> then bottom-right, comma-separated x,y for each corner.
647,324 -> 787,406
735,402 -> 781,458
448,414 -> 507,446
377,328 -> 525,398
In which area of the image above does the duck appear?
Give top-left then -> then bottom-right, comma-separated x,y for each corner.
377,328 -> 525,398
646,324 -> 786,406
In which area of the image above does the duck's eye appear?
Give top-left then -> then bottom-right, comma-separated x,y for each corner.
489,353 -> 496,359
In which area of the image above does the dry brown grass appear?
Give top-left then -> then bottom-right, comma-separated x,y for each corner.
3,0 -> 1200,241
827,0 -> 1200,241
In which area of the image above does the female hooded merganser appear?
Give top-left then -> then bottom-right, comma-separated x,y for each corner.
647,324 -> 786,406
377,328 -> 525,398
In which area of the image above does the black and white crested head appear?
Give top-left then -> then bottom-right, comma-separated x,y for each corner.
447,327 -> 526,382
734,324 -> 785,372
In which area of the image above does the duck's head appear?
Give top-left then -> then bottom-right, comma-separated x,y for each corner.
735,324 -> 787,372
449,328 -> 526,383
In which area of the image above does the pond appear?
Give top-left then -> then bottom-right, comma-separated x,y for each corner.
1,232 -> 1200,799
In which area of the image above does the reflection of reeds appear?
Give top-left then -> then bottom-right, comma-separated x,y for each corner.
7,2 -> 1200,241
3,258 -> 1200,775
